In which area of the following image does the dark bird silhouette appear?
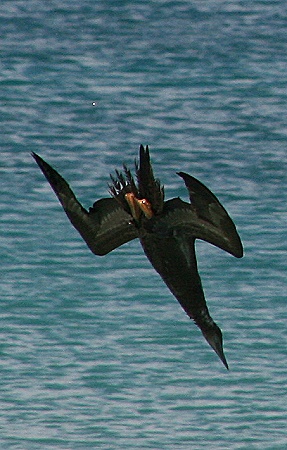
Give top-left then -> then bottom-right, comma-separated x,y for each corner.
32,146 -> 243,369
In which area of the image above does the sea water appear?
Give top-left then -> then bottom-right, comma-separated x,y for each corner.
1,1 -> 287,448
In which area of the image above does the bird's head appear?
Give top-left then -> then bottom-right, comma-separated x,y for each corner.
202,324 -> 229,370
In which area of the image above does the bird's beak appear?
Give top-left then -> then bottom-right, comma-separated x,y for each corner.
203,329 -> 229,370
212,342 -> 229,370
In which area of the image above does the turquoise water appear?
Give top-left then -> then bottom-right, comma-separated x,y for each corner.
1,1 -> 287,448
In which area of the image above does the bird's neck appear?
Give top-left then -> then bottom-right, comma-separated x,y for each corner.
192,306 -> 216,332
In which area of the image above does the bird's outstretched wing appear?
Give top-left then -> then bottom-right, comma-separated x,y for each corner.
160,172 -> 243,258
32,153 -> 138,255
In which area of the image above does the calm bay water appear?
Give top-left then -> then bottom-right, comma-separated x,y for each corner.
1,1 -> 287,448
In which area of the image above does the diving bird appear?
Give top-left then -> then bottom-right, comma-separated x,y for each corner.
32,146 -> 243,369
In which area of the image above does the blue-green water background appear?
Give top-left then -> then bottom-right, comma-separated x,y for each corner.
1,1 -> 287,448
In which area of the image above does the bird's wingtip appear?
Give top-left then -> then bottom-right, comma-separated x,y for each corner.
31,152 -> 43,164
176,171 -> 186,179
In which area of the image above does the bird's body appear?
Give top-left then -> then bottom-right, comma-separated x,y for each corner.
32,146 -> 243,369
